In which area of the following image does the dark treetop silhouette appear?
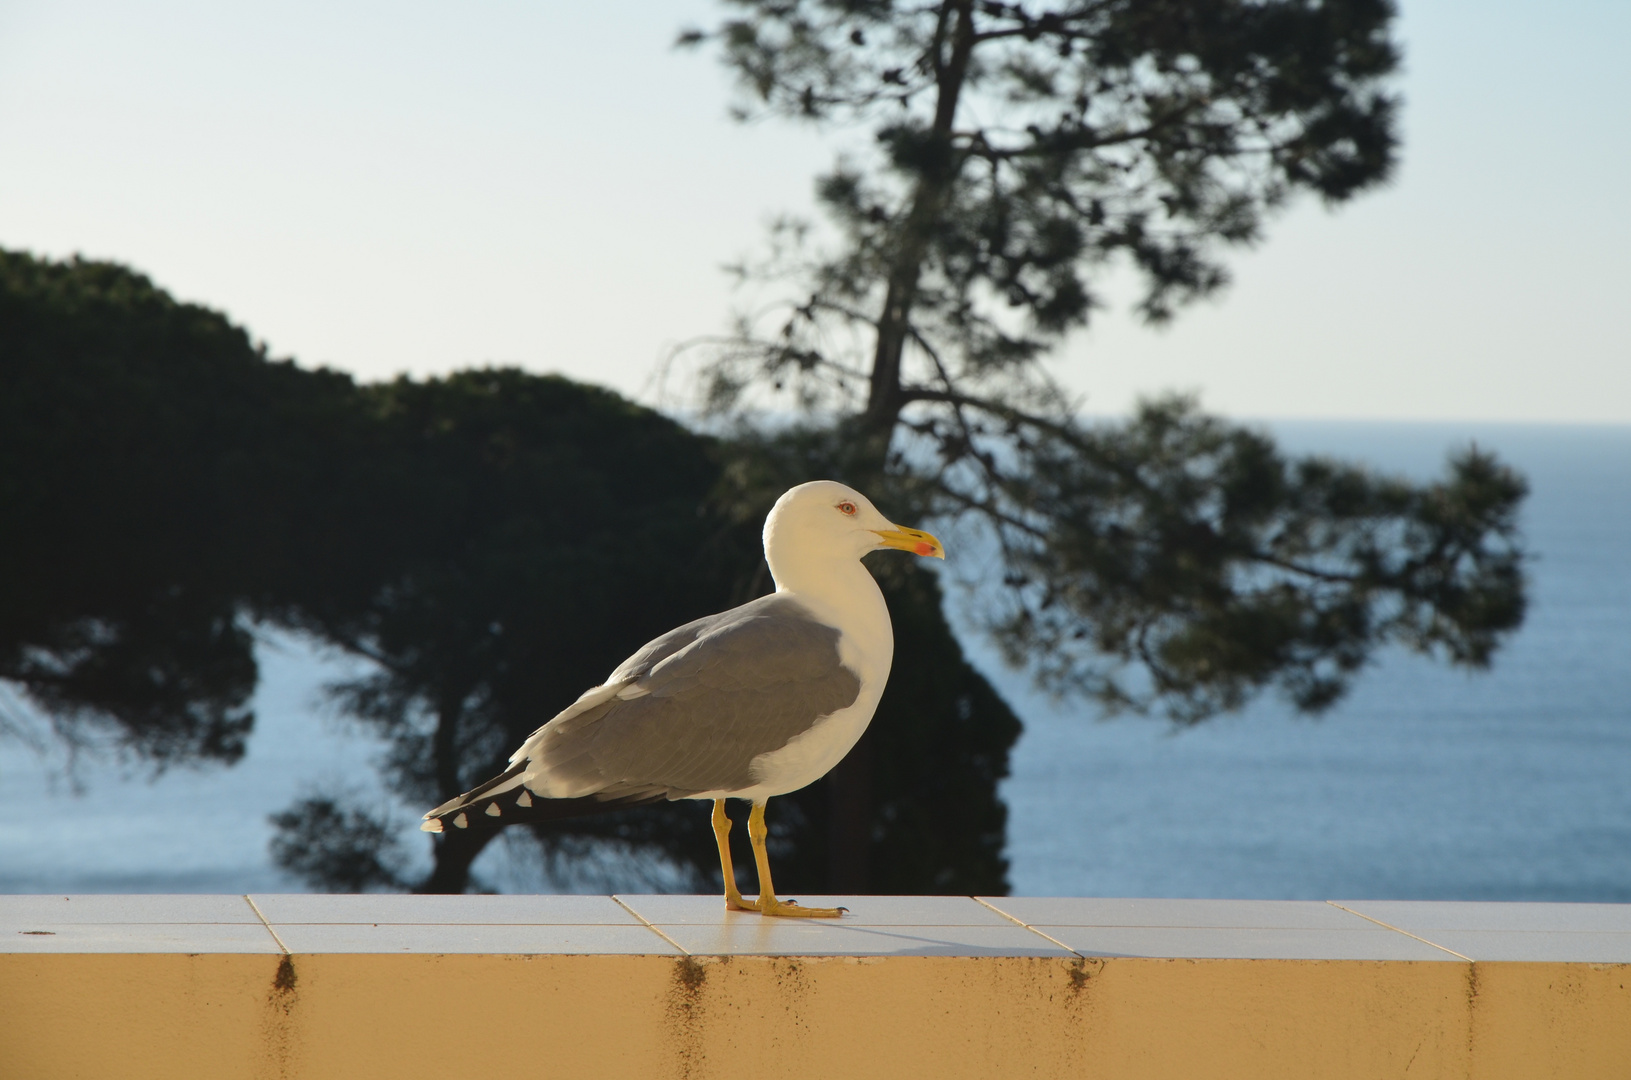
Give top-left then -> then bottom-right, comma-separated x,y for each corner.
1,249 -> 1018,895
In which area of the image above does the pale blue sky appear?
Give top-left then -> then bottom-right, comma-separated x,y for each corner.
2,0 -> 1626,421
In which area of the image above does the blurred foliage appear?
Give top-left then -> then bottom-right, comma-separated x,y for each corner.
269,796 -> 411,893
0,249 -> 1020,895
668,0 -> 1526,881
0,249 -> 360,766
683,0 -> 1404,422
677,0 -> 1526,723
982,397 -> 1527,721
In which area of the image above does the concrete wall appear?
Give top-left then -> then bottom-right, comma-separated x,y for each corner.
4,894 -> 1628,1079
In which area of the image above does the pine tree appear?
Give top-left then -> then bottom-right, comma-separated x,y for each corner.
676,1 -> 1527,885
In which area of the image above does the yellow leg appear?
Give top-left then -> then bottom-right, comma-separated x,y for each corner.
746,802 -> 846,918
712,799 -> 759,912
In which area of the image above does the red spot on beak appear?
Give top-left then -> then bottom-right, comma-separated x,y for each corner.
914,542 -> 935,556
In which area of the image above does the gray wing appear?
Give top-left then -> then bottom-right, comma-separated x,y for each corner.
602,611 -> 720,685
525,593 -> 862,798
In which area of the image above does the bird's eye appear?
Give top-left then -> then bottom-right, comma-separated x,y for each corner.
837,501 -> 857,516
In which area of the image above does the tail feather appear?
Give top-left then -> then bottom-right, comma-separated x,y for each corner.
420,769 -> 674,834
423,761 -> 529,825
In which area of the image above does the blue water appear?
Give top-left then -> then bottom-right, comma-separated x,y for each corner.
2,422 -> 1627,899
984,422 -> 1631,900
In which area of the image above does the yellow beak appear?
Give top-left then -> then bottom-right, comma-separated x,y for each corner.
872,526 -> 946,560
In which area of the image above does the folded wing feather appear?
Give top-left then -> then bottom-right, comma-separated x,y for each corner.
420,594 -> 862,832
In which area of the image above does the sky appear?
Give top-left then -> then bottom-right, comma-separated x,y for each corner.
1,0 -> 1626,422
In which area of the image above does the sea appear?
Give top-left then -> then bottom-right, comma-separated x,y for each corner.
2,422 -> 1628,900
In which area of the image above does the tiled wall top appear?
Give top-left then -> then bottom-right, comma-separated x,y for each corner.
2,895 -> 1628,962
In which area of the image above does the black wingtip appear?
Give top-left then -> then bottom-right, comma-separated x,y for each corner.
421,785 -> 674,834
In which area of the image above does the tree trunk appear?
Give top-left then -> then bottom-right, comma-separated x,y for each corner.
825,729 -> 876,890
431,693 -> 464,805
860,0 -> 978,438
833,1 -> 979,893
417,826 -> 497,894
415,689 -> 496,893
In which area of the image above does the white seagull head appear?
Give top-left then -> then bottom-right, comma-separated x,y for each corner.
763,481 -> 945,583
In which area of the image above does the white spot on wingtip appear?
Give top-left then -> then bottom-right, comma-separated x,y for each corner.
516,791 -> 532,807
421,819 -> 443,833
453,812 -> 468,829
485,803 -> 501,817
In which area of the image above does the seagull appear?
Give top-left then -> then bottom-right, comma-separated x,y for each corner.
421,480 -> 944,917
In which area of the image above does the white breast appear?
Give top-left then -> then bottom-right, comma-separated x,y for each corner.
735,563 -> 894,801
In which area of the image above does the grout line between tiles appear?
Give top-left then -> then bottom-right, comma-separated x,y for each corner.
1326,901 -> 1473,961
972,897 -> 1085,958
243,896 -> 290,955
611,897 -> 691,956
